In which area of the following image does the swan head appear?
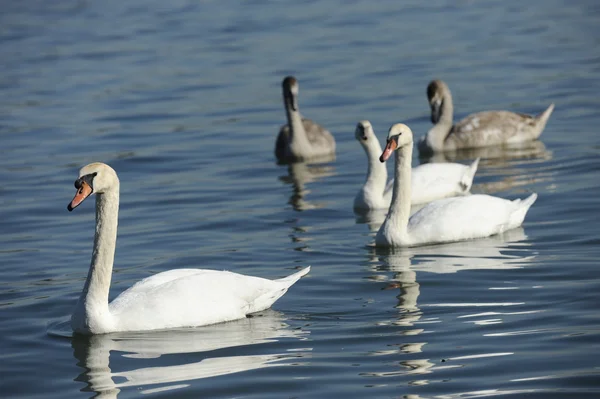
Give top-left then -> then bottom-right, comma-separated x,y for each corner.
427,79 -> 449,124
354,120 -> 373,142
67,162 -> 119,211
379,123 -> 414,162
282,76 -> 299,111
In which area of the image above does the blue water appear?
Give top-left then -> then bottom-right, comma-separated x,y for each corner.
1,0 -> 600,397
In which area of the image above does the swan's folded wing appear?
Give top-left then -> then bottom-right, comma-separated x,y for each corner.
450,111 -> 535,147
407,195 -> 522,244
410,163 -> 471,203
302,118 -> 335,150
122,269 -> 217,292
108,270 -> 288,331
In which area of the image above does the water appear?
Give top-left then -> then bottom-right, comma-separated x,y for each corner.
1,0 -> 600,397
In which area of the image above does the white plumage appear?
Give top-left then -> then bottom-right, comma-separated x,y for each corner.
67,162 -> 309,335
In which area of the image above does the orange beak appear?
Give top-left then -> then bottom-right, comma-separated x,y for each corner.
68,181 -> 92,211
379,138 -> 397,162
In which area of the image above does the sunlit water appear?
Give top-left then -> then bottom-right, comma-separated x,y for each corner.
1,0 -> 600,398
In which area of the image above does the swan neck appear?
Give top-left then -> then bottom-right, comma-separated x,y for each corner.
439,91 -> 454,124
284,95 -> 311,154
388,144 -> 412,237
77,188 -> 119,327
362,140 -> 387,193
427,93 -> 454,151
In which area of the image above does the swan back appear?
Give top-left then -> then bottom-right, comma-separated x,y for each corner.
449,104 -> 554,148
404,193 -> 537,246
108,267 -> 310,333
410,158 -> 479,204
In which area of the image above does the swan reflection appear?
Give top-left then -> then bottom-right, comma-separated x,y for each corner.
72,310 -> 310,398
419,140 -> 551,165
419,141 -> 554,196
379,227 -> 534,274
362,228 -> 536,380
278,157 -> 335,211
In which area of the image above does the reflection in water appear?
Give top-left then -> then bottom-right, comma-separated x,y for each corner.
278,158 -> 336,252
419,140 -> 551,165
382,227 -> 535,274
420,141 -> 554,196
278,157 -> 335,211
362,229 -> 536,381
354,209 -> 387,233
71,310 -> 310,398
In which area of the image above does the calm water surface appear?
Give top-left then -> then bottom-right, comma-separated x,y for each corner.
1,0 -> 600,398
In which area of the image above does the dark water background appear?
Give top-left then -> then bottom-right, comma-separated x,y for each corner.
1,0 -> 600,397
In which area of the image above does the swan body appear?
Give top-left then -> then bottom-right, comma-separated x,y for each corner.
67,163 -> 309,335
418,79 -> 554,154
275,76 -> 336,162
376,124 -> 537,247
353,120 -> 479,210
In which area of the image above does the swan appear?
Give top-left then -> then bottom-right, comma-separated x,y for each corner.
354,120 -> 480,210
418,79 -> 554,154
67,162 -> 310,335
275,76 -> 336,162
376,123 -> 537,247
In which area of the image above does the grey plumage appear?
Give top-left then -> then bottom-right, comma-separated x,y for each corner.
419,79 -> 554,154
275,76 -> 336,162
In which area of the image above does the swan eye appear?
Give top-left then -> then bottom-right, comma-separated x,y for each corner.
74,172 -> 97,190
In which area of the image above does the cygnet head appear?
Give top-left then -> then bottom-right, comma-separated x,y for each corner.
354,120 -> 374,143
67,162 -> 119,211
282,76 -> 299,111
379,123 -> 414,162
426,79 -> 450,124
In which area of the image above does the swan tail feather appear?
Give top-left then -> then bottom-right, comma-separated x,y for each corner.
275,266 -> 311,287
246,266 -> 311,314
522,193 -> 538,209
533,103 -> 554,138
460,157 -> 480,192
509,193 -> 538,227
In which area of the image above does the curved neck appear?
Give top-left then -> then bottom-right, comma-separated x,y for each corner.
76,188 -> 119,329
427,94 -> 454,151
284,95 -> 312,155
386,144 -> 413,238
362,140 -> 388,194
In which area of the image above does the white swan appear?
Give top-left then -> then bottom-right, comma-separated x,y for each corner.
67,162 -> 310,335
354,120 -> 480,210
376,124 -> 537,247
275,76 -> 336,162
418,79 -> 554,154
